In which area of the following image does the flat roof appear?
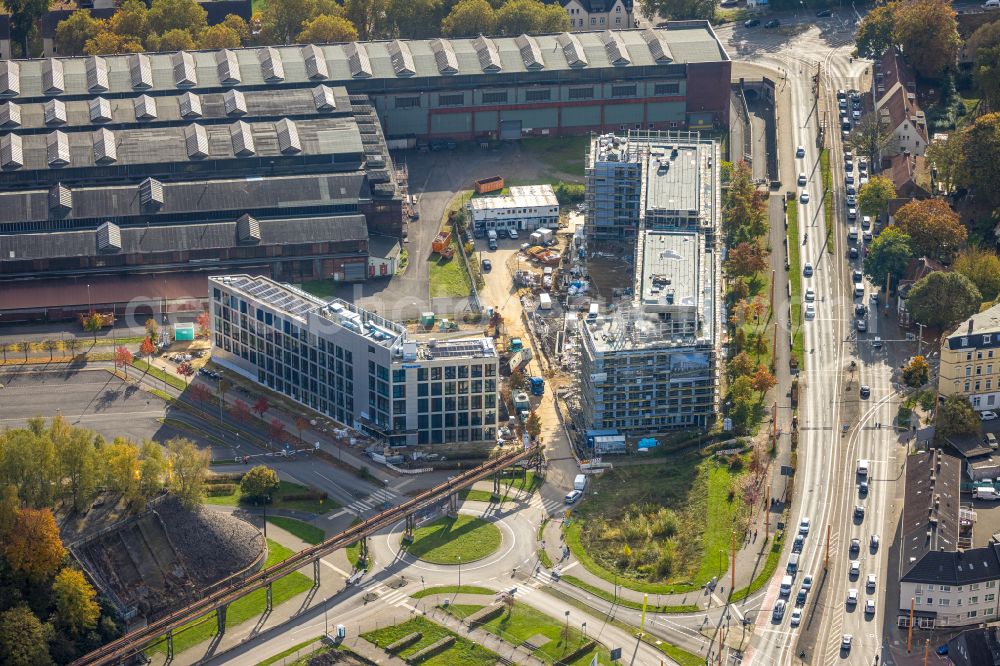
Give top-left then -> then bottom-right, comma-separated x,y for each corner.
468,184 -> 558,211
644,145 -> 700,214
1,26 -> 728,101
637,230 -> 699,309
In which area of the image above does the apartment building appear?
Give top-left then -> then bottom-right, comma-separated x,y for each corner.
210,275 -> 499,447
939,302 -> 1000,412
562,0 -> 636,31
874,48 -> 928,158
467,185 -> 560,234
898,449 -> 1000,629
579,228 -> 720,434
585,131 -> 720,247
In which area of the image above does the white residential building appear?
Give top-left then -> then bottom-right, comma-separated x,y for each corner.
562,0 -> 635,31
468,184 -> 560,233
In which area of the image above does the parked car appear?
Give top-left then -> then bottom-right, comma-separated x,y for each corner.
564,490 -> 582,504
981,411 -> 998,421
744,18 -> 761,27
860,385 -> 871,399
482,259 -> 492,272
508,229 -> 519,240
790,608 -> 802,626
765,19 -> 780,28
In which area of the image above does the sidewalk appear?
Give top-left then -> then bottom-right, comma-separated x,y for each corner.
423,604 -> 549,666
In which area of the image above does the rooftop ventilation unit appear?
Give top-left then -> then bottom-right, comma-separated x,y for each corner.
224,88 -> 247,116
0,61 -> 19,97
46,130 -> 70,168
236,213 -> 261,244
96,221 -> 122,253
429,38 -> 458,75
139,177 -> 164,210
473,35 -> 501,73
344,42 -> 372,79
134,94 -> 157,120
1,134 -> 22,170
172,51 -> 197,87
42,58 -> 64,94
178,91 -> 202,119
88,97 -> 112,123
641,28 -> 673,64
85,55 -> 109,92
599,30 -> 631,66
92,127 -> 117,164
515,34 -> 544,70
184,124 -> 208,159
0,101 -> 20,128
302,44 -> 328,80
556,32 -> 588,68
388,40 -> 415,77
275,118 -> 301,154
48,183 -> 72,214
312,85 -> 335,112
259,46 -> 284,82
43,98 -> 66,125
230,120 -> 255,156
128,53 -> 153,90
216,49 -> 241,85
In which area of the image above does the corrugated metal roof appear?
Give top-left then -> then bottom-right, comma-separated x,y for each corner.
0,27 -> 727,99
1,101 -> 20,127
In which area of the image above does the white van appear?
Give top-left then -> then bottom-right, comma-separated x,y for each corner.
780,575 -> 793,596
848,226 -> 859,241
573,474 -> 587,491
857,459 -> 869,476
854,283 -> 865,298
587,303 -> 599,320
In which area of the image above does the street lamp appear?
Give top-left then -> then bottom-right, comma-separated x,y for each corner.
457,555 -> 462,590
564,610 -> 570,639
581,621 -> 586,639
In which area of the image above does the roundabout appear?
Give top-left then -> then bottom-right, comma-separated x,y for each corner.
403,514 -> 502,564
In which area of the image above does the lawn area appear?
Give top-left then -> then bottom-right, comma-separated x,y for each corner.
444,602 -> 611,665
131,359 -> 187,391
150,539 -> 312,655
404,515 -> 502,564
820,148 -> 834,254
255,638 -> 321,666
517,136 -> 588,181
786,200 -> 805,367
429,246 -> 473,298
460,488 -> 499,503
361,615 -> 498,666
204,480 -> 336,515
410,584 -> 494,599
265,516 -> 325,545
732,533 -> 784,603
461,470 -> 540,504
565,454 -> 747,593
560,575 -> 697,614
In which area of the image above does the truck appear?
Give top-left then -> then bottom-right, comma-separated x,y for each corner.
857,459 -> 869,476
487,229 -> 498,250
508,348 -> 533,373
539,293 -> 552,310
573,474 -> 587,491
529,376 -> 545,396
974,486 -> 1000,500
536,228 -> 554,245
508,337 -> 524,353
513,392 -> 530,412
432,231 -> 454,258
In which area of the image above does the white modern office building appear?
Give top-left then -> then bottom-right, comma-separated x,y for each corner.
467,185 -> 560,234
210,275 -> 499,447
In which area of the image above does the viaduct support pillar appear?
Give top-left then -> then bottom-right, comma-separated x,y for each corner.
217,604 -> 227,635
493,472 -> 501,496
166,630 -> 173,661
404,514 -> 415,539
265,583 -> 273,612
359,536 -> 369,564
313,559 -> 321,588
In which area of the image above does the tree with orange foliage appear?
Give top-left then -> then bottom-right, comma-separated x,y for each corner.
230,399 -> 251,423
139,337 -> 156,361
196,310 -> 210,338
114,346 -> 134,378
751,366 -> 777,394
253,396 -> 270,419
177,361 -> 195,384
4,508 -> 66,579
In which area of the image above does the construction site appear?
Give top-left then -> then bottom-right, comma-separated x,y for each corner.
63,495 -> 265,629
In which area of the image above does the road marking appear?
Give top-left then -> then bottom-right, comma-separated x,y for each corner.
318,558 -> 349,577
327,508 -> 351,520
560,561 -> 579,573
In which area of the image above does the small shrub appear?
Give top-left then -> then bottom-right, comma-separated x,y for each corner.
205,484 -> 236,496
280,491 -> 328,502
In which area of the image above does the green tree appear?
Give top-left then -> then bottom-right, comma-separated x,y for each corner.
722,161 -> 768,244
82,312 -> 104,342
892,199 -> 967,262
847,113 -> 893,168
147,27 -> 197,51
259,0 -> 326,43
240,465 -> 280,503
107,0 -> 150,42
4,0 -> 50,57
0,484 -> 18,542
855,1 -> 896,59
975,33 -> 1000,110
167,438 -> 209,508
55,10 -> 104,55
494,0 -> 568,35
344,0 -> 387,39
959,113 -> 1000,207
857,175 -> 895,221
84,31 -> 144,55
728,376 -> 756,434
296,14 -> 359,43
4,508 -> 66,579
903,355 -> 930,387
147,0 -> 207,35
199,23 -> 241,48
58,428 -> 101,513
0,607 -> 53,666
891,0 -> 959,79
936,395 -> 980,439
525,410 -> 542,439
385,0 -> 442,39
103,440 -> 141,504
728,351 -> 756,380
906,271 -> 981,330
924,131 -> 964,194
0,426 -> 59,508
221,13 -> 250,44
954,247 -> 1000,302
863,226 -> 912,284
639,0 -> 717,21
139,441 -> 167,500
441,0 -> 495,37
727,242 -> 768,278
52,568 -> 100,636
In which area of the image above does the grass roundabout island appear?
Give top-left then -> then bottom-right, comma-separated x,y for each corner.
403,514 -> 502,564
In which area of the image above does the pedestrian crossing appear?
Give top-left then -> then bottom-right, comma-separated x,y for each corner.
360,580 -> 416,608
529,493 -> 566,516
343,487 -> 400,516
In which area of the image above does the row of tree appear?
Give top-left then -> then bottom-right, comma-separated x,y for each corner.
0,416 -> 211,513
855,0 -> 960,79
0,489 -> 121,665
53,0 -> 574,56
